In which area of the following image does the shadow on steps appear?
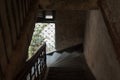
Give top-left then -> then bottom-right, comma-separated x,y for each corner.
47,67 -> 96,80
46,44 -> 95,80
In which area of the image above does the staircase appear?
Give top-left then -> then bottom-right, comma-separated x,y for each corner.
46,51 -> 96,80
16,44 -> 95,80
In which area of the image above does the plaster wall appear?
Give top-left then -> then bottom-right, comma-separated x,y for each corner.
56,10 -> 86,50
84,10 -> 120,80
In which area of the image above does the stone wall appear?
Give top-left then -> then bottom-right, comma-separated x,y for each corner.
103,0 -> 120,32
99,0 -> 120,61
56,10 -> 86,50
84,10 -> 120,80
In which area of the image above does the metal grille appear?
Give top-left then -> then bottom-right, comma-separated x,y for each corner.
36,23 -> 56,53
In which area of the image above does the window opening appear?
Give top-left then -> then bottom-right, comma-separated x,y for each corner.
28,10 -> 56,59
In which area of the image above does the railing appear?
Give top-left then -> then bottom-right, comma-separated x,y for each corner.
16,43 -> 47,80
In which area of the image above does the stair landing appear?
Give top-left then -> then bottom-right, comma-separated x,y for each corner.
46,51 -> 96,80
47,67 -> 95,80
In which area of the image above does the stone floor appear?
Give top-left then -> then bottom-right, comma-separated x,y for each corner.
46,51 -> 96,80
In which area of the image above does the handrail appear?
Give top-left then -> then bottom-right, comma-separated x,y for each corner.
15,43 -> 47,80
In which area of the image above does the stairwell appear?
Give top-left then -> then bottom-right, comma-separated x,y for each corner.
46,49 -> 96,80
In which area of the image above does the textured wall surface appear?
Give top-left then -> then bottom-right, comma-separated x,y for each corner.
84,10 -> 120,80
99,0 -> 120,61
39,0 -> 98,10
56,10 -> 86,50
0,0 -> 39,80
104,0 -> 120,33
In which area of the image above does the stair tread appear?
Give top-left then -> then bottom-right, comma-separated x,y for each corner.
51,52 -> 81,66
47,67 -> 95,80
46,51 -> 95,80
51,55 -> 85,67
47,52 -> 61,66
55,52 -> 70,61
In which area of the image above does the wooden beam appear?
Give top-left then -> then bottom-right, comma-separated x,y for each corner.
39,0 -> 98,10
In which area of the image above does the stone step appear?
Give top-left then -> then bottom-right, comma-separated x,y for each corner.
51,52 -> 81,65
51,53 -> 82,67
55,51 -> 70,61
47,67 -> 96,80
50,52 -> 70,66
46,51 -> 96,80
47,55 -> 53,66
47,52 -> 61,67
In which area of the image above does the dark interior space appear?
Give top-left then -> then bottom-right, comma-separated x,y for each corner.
0,0 -> 120,80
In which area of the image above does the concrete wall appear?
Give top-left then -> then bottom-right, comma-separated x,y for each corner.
99,0 -> 120,61
104,0 -> 120,32
84,10 -> 120,80
56,10 -> 86,50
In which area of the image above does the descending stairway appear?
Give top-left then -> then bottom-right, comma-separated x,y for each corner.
46,51 -> 96,80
